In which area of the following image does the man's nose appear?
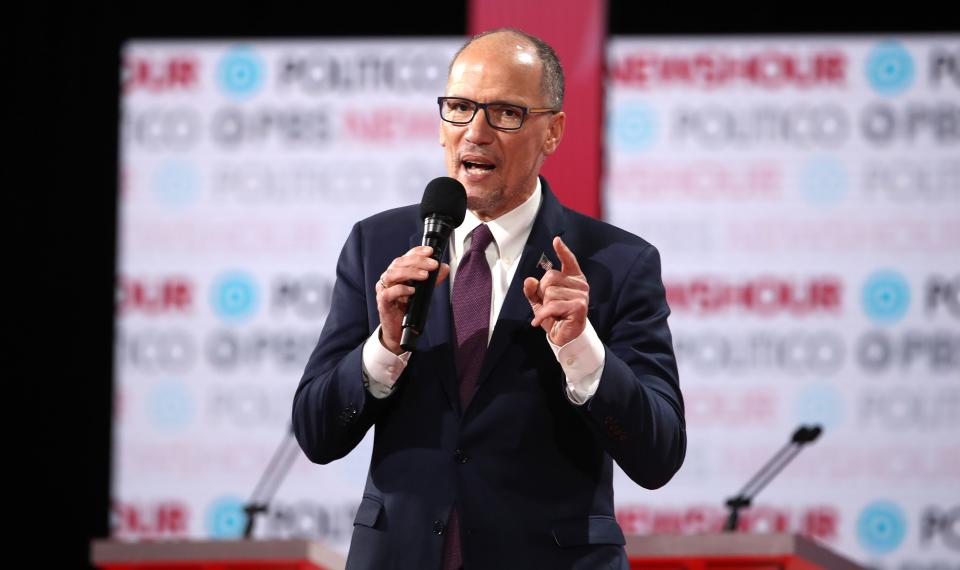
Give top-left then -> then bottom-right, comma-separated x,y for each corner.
464,109 -> 496,144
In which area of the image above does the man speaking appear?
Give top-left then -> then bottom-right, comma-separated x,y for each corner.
292,29 -> 686,569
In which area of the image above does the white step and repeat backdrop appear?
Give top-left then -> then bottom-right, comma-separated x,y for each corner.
115,37 -> 958,569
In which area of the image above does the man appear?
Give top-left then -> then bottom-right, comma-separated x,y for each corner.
292,29 -> 685,569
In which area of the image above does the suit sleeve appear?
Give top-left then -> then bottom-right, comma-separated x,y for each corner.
291,222 -> 392,464
576,242 -> 686,489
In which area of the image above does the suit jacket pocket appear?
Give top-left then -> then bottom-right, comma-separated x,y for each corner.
353,496 -> 384,529
552,515 -> 626,547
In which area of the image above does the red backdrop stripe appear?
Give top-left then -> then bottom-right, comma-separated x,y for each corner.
467,0 -> 605,218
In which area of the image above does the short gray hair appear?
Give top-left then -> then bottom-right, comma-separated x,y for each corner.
448,28 -> 565,110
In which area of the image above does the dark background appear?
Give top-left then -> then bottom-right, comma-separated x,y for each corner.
11,1 -> 949,567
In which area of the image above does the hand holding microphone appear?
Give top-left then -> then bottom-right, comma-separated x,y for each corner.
376,177 -> 466,354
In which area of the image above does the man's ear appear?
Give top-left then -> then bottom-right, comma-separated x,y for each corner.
542,111 -> 565,156
439,123 -> 445,147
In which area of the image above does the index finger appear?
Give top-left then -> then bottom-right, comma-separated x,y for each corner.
553,236 -> 582,276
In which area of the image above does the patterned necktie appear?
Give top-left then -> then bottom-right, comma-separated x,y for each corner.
451,223 -> 494,409
443,223 -> 494,570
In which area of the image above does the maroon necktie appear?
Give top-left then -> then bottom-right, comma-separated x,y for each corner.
442,223 -> 494,570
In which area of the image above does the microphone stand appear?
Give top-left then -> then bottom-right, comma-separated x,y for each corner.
723,424 -> 823,532
242,424 -> 302,539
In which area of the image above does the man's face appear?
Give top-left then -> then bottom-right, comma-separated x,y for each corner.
441,35 -> 565,221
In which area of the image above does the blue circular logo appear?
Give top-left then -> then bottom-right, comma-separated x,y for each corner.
798,157 -> 847,207
153,161 -> 199,207
866,42 -> 914,95
206,496 -> 247,539
147,381 -> 194,430
862,271 -> 911,324
218,46 -> 264,98
793,384 -> 844,430
857,501 -> 907,555
610,102 -> 659,152
211,271 -> 259,322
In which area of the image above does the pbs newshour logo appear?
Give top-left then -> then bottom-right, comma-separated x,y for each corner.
217,45 -> 265,99
861,270 -> 910,324
866,41 -> 914,96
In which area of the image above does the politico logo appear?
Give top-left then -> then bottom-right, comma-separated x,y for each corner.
217,46 -> 264,99
276,50 -> 449,94
666,276 -> 842,317
866,41 -> 915,96
205,382 -> 295,427
862,270 -> 911,324
209,160 -> 391,205
857,500 -> 908,555
123,107 -> 201,151
609,101 -> 660,152
210,271 -> 259,323
113,500 -> 190,539
861,159 -> 960,204
673,330 -> 844,376
672,104 -> 849,148
117,276 -> 193,315
116,328 -> 196,374
124,54 -> 199,93
609,49 -> 846,90
858,387 -> 960,431
205,496 -> 247,539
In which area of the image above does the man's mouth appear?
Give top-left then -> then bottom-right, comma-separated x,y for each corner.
462,159 -> 496,173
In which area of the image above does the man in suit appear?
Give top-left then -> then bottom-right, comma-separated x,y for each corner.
292,29 -> 685,569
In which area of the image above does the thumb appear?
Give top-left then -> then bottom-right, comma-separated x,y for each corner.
523,277 -> 541,306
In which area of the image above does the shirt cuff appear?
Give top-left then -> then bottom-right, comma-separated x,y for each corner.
546,320 -> 605,406
361,325 -> 411,399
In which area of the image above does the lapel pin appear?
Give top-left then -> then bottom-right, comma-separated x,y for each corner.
537,253 -> 554,272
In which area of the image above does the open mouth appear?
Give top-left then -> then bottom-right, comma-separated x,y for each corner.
463,159 -> 496,173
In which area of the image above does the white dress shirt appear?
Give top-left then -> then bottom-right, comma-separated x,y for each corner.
361,179 -> 605,405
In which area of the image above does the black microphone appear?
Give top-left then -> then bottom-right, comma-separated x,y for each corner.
400,177 -> 467,351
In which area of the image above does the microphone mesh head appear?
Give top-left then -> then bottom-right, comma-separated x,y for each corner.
420,177 -> 467,227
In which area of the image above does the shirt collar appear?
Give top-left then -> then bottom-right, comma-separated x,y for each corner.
454,178 -> 542,264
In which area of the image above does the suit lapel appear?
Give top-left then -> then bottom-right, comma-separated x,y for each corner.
470,178 -> 567,406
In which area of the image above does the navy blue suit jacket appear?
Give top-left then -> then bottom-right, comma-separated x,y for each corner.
292,178 -> 686,569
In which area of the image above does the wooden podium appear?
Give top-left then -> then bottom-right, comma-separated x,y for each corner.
91,539 -> 345,570
625,533 -> 865,570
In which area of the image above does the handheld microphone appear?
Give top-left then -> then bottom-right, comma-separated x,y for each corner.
400,177 -> 467,351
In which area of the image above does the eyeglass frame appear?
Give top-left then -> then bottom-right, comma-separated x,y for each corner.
437,96 -> 559,131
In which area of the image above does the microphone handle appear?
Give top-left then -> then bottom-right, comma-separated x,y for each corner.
400,216 -> 452,351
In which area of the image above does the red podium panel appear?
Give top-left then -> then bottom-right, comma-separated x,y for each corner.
91,539 -> 345,570
625,533 -> 865,570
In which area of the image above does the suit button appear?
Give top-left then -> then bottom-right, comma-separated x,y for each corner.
454,449 -> 469,464
433,520 -> 445,535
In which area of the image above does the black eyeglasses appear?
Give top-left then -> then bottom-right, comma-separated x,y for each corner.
438,96 -> 558,131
